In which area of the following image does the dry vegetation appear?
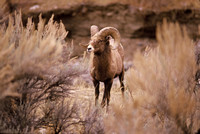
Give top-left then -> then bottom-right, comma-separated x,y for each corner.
105,20 -> 200,134
0,11 -> 68,99
0,11 -> 88,133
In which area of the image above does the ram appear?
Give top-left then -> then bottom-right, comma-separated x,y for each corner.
87,25 -> 125,108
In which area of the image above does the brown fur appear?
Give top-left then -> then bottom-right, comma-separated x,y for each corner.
88,26 -> 125,108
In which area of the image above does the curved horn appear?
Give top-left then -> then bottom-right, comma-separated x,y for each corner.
90,25 -> 99,37
98,27 -> 121,48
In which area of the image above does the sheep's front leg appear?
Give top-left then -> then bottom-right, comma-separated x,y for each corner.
101,79 -> 113,108
93,79 -> 100,106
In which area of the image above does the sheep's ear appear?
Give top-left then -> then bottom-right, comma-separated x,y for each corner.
105,36 -> 110,40
105,35 -> 114,46
105,36 -> 110,45
90,25 -> 99,37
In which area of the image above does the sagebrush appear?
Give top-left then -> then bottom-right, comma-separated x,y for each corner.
104,20 -> 200,134
0,11 -> 85,133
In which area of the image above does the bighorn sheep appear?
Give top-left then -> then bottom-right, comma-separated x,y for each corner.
87,25 -> 125,108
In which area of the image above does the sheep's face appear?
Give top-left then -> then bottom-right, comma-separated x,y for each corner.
87,37 -> 109,54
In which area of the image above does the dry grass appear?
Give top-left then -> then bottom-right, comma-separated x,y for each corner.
104,20 -> 200,134
0,11 -> 81,133
0,11 -> 67,99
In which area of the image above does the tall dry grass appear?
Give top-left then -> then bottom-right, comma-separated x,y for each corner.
0,11 -> 67,99
0,11 -> 85,133
105,20 -> 200,134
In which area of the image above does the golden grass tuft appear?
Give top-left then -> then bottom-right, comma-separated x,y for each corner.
105,20 -> 200,134
0,11 -> 67,98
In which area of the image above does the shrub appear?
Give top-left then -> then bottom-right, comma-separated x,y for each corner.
105,20 -> 200,134
0,11 -> 84,133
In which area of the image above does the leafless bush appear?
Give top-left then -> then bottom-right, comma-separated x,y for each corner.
37,99 -> 105,134
37,98 -> 83,134
81,105 -> 104,134
104,20 -> 200,134
0,11 -> 67,98
0,11 -> 87,133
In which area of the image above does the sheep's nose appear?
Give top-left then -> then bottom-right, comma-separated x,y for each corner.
87,45 -> 93,52
87,47 -> 92,51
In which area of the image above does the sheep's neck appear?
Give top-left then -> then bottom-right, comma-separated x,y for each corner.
94,48 -> 111,67
92,48 -> 112,81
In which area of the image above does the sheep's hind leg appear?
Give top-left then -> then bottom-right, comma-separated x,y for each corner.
93,79 -> 100,106
119,69 -> 125,98
101,79 -> 113,108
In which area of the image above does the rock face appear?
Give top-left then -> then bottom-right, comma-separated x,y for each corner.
2,3 -> 200,57
48,4 -> 200,57
22,4 -> 200,39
